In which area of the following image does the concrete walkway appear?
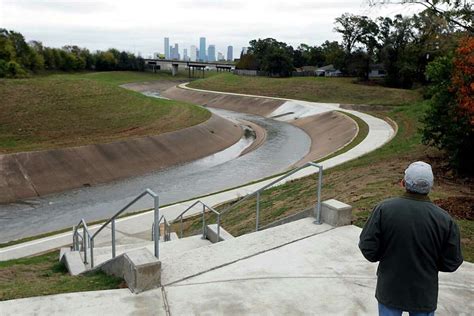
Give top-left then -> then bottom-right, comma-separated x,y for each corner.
1,222 -> 472,315
0,86 -> 395,261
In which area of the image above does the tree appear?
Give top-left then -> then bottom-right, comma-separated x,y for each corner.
95,51 -> 117,71
247,38 -> 295,76
0,29 -> 16,61
422,37 -> 474,174
377,15 -> 418,87
334,14 -> 380,78
368,0 -> 473,32
320,41 -> 345,69
451,36 -> 474,122
236,53 -> 258,70
261,47 -> 294,77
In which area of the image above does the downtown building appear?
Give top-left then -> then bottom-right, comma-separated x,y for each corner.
164,37 -> 170,59
227,46 -> 233,62
207,45 -> 216,62
199,37 -> 207,62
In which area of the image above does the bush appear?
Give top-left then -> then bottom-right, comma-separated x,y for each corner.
6,61 -> 28,78
0,59 -> 7,77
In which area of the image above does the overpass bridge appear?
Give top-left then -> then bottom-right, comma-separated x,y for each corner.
144,59 -> 235,77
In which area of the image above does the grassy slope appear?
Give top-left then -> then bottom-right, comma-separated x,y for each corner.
188,73 -> 421,106
182,74 -> 473,262
47,70 -> 192,85
0,251 -> 123,301
0,71 -> 210,153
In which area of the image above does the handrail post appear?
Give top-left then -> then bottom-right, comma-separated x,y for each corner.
111,219 -> 116,258
256,191 -> 260,232
153,195 -> 160,259
72,226 -> 77,250
217,214 -> 221,242
202,204 -> 206,239
180,216 -> 184,238
90,238 -> 94,268
83,225 -> 88,264
314,165 -> 323,224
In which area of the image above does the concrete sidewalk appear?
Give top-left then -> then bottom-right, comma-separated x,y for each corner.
0,88 -> 395,261
1,224 -> 472,315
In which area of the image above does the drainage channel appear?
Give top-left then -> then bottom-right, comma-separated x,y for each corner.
0,108 -> 311,243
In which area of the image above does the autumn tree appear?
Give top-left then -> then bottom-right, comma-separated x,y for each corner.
422,36 -> 474,174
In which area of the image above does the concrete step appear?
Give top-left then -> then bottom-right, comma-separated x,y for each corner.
61,251 -> 87,276
160,218 -> 333,285
62,233 -> 213,274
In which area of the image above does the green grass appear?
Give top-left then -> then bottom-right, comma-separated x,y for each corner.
47,71 -> 191,85
188,73 -> 421,106
0,251 -> 123,301
0,72 -> 210,153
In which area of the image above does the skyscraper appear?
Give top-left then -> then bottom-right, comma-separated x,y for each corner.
183,48 -> 188,61
164,37 -> 170,59
208,45 -> 216,62
217,52 -> 225,61
190,45 -> 197,61
172,43 -> 179,60
199,37 -> 206,62
227,45 -> 233,61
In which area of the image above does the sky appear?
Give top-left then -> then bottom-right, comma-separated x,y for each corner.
0,0 -> 425,58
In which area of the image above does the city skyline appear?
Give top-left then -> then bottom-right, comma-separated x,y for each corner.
162,36 -> 237,62
1,0 -> 426,58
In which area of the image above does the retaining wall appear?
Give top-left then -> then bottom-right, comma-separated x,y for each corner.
0,114 -> 242,203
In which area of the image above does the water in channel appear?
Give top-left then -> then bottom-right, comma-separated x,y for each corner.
0,108 -> 311,242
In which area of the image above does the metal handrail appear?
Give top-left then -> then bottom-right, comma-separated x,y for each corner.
170,162 -> 322,243
76,189 -> 160,268
72,219 -> 92,264
171,200 -> 221,241
220,162 -> 323,229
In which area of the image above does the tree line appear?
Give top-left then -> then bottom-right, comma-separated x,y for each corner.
235,0 -> 473,174
237,2 -> 471,89
0,29 -> 145,78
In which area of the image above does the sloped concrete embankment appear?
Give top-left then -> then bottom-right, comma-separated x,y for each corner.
163,86 -> 357,164
162,86 -> 285,116
0,114 -> 242,203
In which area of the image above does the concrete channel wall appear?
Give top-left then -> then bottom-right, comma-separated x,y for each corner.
163,86 -> 358,165
0,114 -> 242,203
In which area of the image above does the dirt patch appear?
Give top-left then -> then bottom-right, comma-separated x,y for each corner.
434,197 -> 474,220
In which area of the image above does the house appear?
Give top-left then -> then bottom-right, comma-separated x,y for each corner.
368,63 -> 386,78
316,64 -> 342,77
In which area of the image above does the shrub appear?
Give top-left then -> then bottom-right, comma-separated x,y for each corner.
6,61 -> 28,78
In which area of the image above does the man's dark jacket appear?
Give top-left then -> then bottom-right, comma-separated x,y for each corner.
359,192 -> 463,312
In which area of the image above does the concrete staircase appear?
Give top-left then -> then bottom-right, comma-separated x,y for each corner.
61,233 -> 212,273
62,198 -> 353,293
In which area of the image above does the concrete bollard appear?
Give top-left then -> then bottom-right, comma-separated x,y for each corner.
320,199 -> 352,227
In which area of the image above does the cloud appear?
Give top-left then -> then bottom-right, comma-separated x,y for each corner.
177,0 -> 243,10
4,0 -> 111,14
1,0 -> 425,58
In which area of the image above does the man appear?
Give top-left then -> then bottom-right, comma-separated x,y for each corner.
359,161 -> 463,316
